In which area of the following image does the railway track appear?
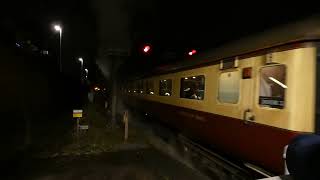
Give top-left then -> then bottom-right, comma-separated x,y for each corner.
147,121 -> 274,180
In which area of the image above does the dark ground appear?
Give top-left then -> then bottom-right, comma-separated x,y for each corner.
14,148 -> 208,180
5,103 -> 210,180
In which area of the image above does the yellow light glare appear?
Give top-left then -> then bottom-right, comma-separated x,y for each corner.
268,77 -> 287,89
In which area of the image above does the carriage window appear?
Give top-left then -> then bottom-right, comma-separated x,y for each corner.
159,79 -> 172,96
146,80 -> 155,95
133,81 -> 138,93
218,71 -> 240,103
127,83 -> 131,93
180,75 -> 205,100
126,83 -> 130,93
259,65 -> 286,109
127,83 -> 132,93
138,80 -> 144,94
122,84 -> 126,93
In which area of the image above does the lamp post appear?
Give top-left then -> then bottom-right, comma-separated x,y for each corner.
54,25 -> 62,72
78,57 -> 83,69
84,68 -> 88,79
78,57 -> 84,82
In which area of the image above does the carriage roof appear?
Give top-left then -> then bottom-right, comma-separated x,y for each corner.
132,15 -> 320,80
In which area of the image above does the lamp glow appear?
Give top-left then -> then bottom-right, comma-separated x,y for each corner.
268,77 -> 287,89
54,25 -> 62,32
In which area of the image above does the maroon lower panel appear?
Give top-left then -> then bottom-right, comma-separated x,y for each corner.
125,97 -> 299,174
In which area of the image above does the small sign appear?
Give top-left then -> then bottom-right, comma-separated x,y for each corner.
259,96 -> 284,109
242,67 -> 252,79
73,109 -> 83,118
220,58 -> 238,70
79,125 -> 89,130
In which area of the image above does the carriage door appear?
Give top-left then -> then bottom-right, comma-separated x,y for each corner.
238,48 -> 315,173
251,49 -> 316,132
237,53 -> 289,128
242,53 -> 289,127
240,58 -> 256,122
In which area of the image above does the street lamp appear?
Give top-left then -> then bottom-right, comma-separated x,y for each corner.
84,68 -> 88,79
78,57 -> 83,68
53,24 -> 62,72
78,57 -> 84,81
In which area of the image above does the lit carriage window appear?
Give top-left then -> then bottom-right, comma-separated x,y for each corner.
259,65 -> 286,109
127,82 -> 133,93
126,83 -> 130,93
180,75 -> 205,100
159,79 -> 172,96
146,80 -> 155,95
138,80 -> 144,94
218,71 -> 240,103
123,83 -> 129,93
122,84 -> 126,93
133,81 -> 138,93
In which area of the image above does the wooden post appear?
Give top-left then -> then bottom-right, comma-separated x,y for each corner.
77,117 -> 80,143
73,109 -> 83,136
123,111 -> 128,142
77,118 -> 80,133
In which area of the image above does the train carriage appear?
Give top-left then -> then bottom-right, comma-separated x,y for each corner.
121,15 -> 320,175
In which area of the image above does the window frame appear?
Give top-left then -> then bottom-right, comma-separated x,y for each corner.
257,64 -> 287,110
180,75 -> 205,100
217,69 -> 241,104
137,80 -> 144,94
127,82 -> 133,93
146,79 -> 155,95
159,79 -> 173,96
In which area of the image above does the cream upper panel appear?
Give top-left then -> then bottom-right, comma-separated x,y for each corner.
141,66 -> 212,112
251,47 -> 316,132
251,54 -> 291,130
291,48 -> 316,132
127,47 -> 316,132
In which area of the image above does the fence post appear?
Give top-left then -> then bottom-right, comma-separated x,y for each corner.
123,110 -> 128,142
283,145 -> 289,175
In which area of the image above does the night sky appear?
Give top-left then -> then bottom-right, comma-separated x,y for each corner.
2,1 -> 320,78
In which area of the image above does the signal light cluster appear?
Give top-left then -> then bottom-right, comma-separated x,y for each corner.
141,44 -> 197,57
188,49 -> 197,56
143,45 -> 151,53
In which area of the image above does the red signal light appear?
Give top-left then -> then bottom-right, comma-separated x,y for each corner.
188,49 -> 197,56
143,45 -> 151,53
